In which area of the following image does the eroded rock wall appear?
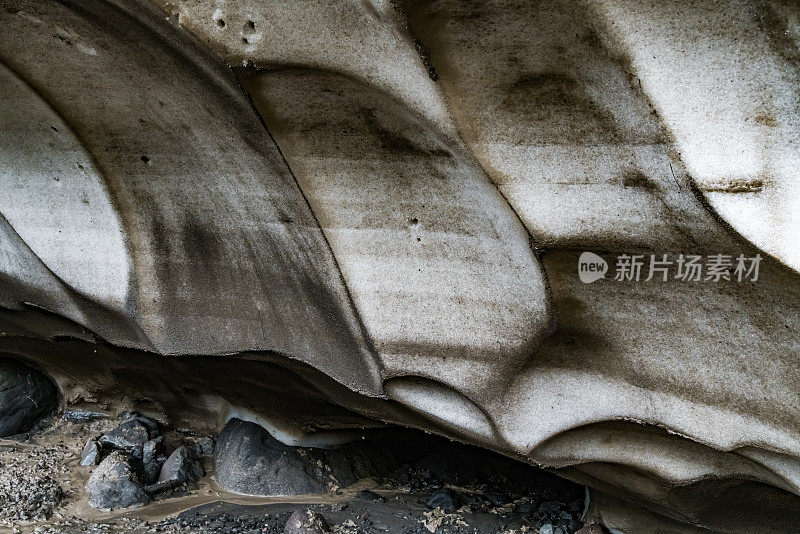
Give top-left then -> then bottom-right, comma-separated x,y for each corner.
1,0 -> 799,531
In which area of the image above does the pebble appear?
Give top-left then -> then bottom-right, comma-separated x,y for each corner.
284,509 -> 329,534
79,440 -> 101,466
425,488 -> 461,513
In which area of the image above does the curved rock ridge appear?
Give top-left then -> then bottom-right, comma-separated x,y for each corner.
239,68 -> 549,401
0,62 -> 131,313
590,0 -> 800,274
0,0 -> 380,394
148,0 -> 457,138
0,0 -> 799,532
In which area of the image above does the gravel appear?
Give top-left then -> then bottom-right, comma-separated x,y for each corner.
0,445 -> 67,523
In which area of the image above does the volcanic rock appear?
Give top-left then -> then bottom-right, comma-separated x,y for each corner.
86,451 -> 151,510
0,358 -> 58,437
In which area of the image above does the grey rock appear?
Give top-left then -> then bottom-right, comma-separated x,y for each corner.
80,439 -> 101,466
0,358 -> 58,437
425,488 -> 461,513
116,412 -> 160,436
143,437 -> 162,464
62,410 -> 106,423
99,419 -> 150,458
132,415 -> 160,437
284,509 -> 329,534
142,437 -> 163,484
214,418 -> 327,496
158,445 -> 203,484
539,525 -> 553,534
86,451 -> 151,510
142,478 -> 181,494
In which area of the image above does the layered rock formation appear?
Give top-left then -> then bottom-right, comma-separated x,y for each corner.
1,0 -> 798,531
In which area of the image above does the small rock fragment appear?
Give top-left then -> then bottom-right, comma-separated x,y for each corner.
143,436 -> 162,464
115,412 -> 160,435
62,410 -> 106,422
86,451 -> 151,510
142,437 -> 164,483
100,419 -> 150,459
191,436 -> 214,456
132,415 -> 160,437
539,524 -> 554,534
80,439 -> 101,466
157,445 -> 203,485
99,419 -> 151,458
482,489 -> 512,506
284,509 -> 329,534
425,488 -> 461,513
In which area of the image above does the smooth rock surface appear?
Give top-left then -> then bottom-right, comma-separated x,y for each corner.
0,358 -> 58,437
214,419 -> 327,496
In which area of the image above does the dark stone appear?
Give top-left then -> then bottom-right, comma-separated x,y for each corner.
516,499 -> 540,518
482,489 -> 512,506
80,439 -> 101,466
425,488 -> 461,513
538,501 -> 564,516
316,437 -> 408,488
143,437 -> 162,464
356,489 -> 384,502
0,358 -> 58,437
142,437 -> 163,484
191,436 -> 214,456
62,410 -> 105,422
132,415 -> 160,437
86,451 -> 151,510
158,445 -> 204,485
284,509 -> 329,534
99,419 -> 150,458
214,419 -> 327,496
116,412 -> 160,437
143,479 -> 178,494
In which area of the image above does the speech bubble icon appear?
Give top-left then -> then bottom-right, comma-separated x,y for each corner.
578,252 -> 608,283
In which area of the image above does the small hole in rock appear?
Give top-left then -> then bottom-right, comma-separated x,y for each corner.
216,19 -> 225,27
242,37 -> 249,44
245,20 -> 255,30
409,217 -> 419,225
141,155 -> 150,164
